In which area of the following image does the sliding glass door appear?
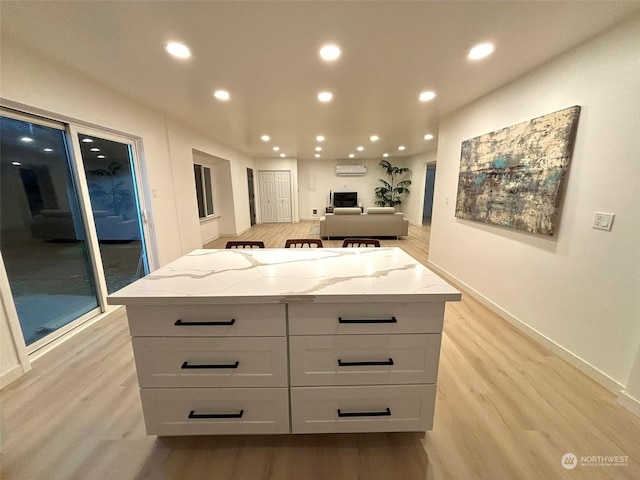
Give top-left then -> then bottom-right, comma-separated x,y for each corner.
75,132 -> 148,294
0,110 -> 151,351
0,114 -> 100,346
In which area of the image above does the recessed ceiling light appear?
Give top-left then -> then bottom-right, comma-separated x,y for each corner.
398,145 -> 406,151
90,147 -> 100,152
81,138 -> 94,143
382,153 -> 389,158
213,90 -> 230,101
315,146 -> 322,152
273,146 -> 280,151
357,146 -> 364,152
316,135 -> 325,142
261,135 -> 270,142
279,153 -> 286,158
166,42 -> 192,59
424,134 -> 434,141
419,91 -> 436,102
348,153 -> 355,158
318,91 -> 333,103
370,135 -> 379,142
97,155 -> 106,159
468,42 -> 494,60
43,148 -> 53,152
314,153 -> 320,158
319,44 -> 341,61
20,136 -> 34,143
11,161 -> 21,166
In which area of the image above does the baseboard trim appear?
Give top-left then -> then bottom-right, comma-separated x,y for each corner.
617,390 -> 640,418
426,260 -> 624,395
236,224 -> 252,236
202,233 -> 220,245
0,364 -> 28,389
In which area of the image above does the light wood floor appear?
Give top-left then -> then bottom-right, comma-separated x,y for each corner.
2,222 -> 639,480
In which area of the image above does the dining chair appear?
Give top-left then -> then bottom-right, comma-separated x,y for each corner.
341,238 -> 381,248
284,238 -> 323,248
225,240 -> 265,249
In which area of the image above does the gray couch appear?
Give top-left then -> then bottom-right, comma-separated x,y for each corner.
319,207 -> 409,239
31,209 -> 139,242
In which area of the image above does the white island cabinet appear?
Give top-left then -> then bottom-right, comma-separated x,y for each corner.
108,247 -> 461,436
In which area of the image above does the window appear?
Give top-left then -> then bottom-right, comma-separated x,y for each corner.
0,108 -> 150,350
194,163 -> 214,218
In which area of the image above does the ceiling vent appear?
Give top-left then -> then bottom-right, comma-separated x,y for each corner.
336,165 -> 367,176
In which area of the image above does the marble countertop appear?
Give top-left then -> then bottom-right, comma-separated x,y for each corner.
107,247 -> 461,306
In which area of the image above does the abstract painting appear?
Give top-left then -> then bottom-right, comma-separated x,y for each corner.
455,106 -> 581,236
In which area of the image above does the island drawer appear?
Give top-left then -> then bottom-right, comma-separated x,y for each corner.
288,303 -> 444,335
289,334 -> 441,386
290,384 -> 436,434
132,337 -> 288,388
126,304 -> 286,337
140,387 -> 290,436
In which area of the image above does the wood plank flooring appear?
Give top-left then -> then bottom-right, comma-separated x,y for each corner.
1,221 -> 639,479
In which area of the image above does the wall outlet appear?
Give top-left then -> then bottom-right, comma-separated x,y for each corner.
592,212 -> 615,231
312,209 -> 318,216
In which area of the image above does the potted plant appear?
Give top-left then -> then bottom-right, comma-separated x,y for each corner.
86,161 -> 134,217
374,160 -> 412,208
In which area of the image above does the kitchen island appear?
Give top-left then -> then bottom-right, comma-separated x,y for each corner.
108,247 -> 461,436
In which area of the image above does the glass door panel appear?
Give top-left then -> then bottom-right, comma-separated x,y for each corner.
0,115 -> 100,346
78,134 -> 148,294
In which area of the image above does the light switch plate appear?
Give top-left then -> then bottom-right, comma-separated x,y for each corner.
592,212 -> 615,231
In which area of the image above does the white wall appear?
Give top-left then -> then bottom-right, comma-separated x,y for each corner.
164,117 -> 254,253
429,16 -> 640,395
1,41 -> 182,265
0,39 -> 255,383
297,157 -> 418,220
192,150 -> 237,245
1,40 -> 255,262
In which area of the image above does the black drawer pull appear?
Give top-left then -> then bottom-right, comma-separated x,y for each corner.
188,410 -> 244,419
337,408 -> 391,418
174,318 -> 236,326
181,361 -> 240,369
338,317 -> 397,324
338,358 -> 394,367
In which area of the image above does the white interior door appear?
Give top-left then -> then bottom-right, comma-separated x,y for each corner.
275,171 -> 291,223
258,171 -> 277,223
258,170 -> 291,224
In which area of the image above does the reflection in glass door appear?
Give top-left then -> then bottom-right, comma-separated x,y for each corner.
77,133 -> 149,294
0,114 -> 100,346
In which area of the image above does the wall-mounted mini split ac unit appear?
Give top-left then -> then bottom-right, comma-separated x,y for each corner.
336,165 -> 367,176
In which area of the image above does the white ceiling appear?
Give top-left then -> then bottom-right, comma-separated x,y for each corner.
2,1 -> 638,161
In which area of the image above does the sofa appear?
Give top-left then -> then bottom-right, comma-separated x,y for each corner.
31,209 -> 139,242
319,206 -> 409,239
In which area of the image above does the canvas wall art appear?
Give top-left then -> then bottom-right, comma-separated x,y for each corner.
455,105 -> 581,236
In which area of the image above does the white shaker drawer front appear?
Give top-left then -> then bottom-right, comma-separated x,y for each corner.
126,304 -> 285,337
288,303 -> 444,335
140,387 -> 290,436
132,337 -> 288,388
289,334 -> 441,386
290,385 -> 436,434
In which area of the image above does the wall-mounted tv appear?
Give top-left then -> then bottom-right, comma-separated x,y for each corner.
333,191 -> 358,207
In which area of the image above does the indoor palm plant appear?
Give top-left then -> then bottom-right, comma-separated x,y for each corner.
374,160 -> 412,208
